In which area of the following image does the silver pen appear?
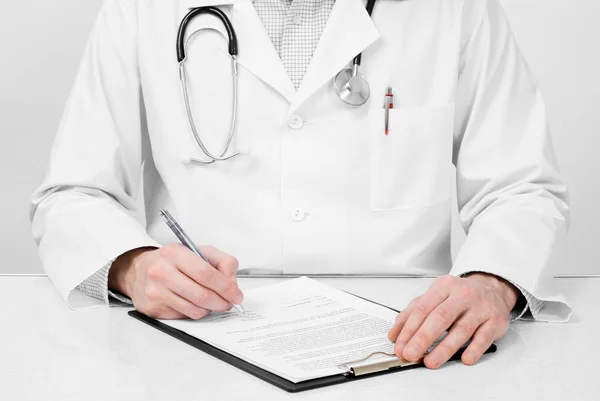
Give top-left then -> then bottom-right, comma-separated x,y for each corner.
384,86 -> 393,135
159,209 -> 244,313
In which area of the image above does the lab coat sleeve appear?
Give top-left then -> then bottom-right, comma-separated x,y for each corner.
450,0 -> 571,322
30,0 -> 160,309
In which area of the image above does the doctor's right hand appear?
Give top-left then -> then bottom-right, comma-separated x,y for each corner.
107,244 -> 244,320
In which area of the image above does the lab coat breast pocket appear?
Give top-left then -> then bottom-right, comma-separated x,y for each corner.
368,105 -> 455,211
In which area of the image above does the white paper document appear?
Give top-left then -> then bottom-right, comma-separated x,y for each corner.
161,277 -> 400,383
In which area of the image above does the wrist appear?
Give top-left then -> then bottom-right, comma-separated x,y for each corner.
464,272 -> 520,311
108,247 -> 155,297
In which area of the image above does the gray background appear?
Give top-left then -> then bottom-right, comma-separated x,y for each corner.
1,0 -> 598,275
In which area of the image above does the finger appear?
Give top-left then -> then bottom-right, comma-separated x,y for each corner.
462,319 -> 502,366
146,257 -> 233,311
164,265 -> 233,312
198,245 -> 240,280
423,312 -> 482,369
387,310 -> 409,342
138,302 -> 187,320
394,289 -> 450,360
161,245 -> 244,304
388,296 -> 422,342
160,308 -> 188,320
403,298 -> 466,364
144,283 -> 211,320
163,289 -> 212,320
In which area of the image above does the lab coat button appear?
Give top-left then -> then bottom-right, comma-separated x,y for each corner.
291,208 -> 306,222
293,15 -> 302,25
288,114 -> 304,130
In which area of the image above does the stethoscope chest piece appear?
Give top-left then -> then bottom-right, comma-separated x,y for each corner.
333,65 -> 371,107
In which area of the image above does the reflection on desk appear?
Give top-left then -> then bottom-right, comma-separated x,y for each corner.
1,277 -> 598,401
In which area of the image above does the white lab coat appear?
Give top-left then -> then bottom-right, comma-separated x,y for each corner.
31,0 -> 571,320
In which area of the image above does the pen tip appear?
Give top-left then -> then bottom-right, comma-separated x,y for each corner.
235,305 -> 245,313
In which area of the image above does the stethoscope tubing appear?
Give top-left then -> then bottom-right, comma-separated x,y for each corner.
177,6 -> 238,62
177,0 -> 378,162
178,8 -> 240,164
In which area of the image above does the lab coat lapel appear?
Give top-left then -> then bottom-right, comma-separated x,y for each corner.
290,0 -> 381,112
232,2 -> 296,103
185,0 -> 295,103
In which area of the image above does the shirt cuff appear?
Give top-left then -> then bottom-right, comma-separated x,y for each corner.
108,289 -> 133,305
76,261 -> 133,306
76,263 -> 112,304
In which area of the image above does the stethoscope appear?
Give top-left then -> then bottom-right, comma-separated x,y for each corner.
177,0 -> 378,164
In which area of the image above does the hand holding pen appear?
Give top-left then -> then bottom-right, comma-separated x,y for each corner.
107,211 -> 244,320
160,209 -> 244,313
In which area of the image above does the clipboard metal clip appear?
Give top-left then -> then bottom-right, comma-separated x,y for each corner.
339,352 -> 423,377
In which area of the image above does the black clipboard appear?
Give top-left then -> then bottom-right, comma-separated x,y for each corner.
128,295 -> 497,393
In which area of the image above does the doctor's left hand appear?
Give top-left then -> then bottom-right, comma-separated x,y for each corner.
108,245 -> 244,320
387,273 -> 520,369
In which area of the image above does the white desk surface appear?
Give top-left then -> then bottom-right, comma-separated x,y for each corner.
2,277 -> 598,401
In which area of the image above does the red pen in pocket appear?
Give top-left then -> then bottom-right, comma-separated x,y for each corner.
384,87 -> 394,135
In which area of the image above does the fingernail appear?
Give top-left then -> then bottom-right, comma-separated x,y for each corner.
404,346 -> 419,361
394,341 -> 406,355
463,352 -> 475,364
428,356 -> 440,368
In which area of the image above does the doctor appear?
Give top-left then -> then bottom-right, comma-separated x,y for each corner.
31,0 -> 570,369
